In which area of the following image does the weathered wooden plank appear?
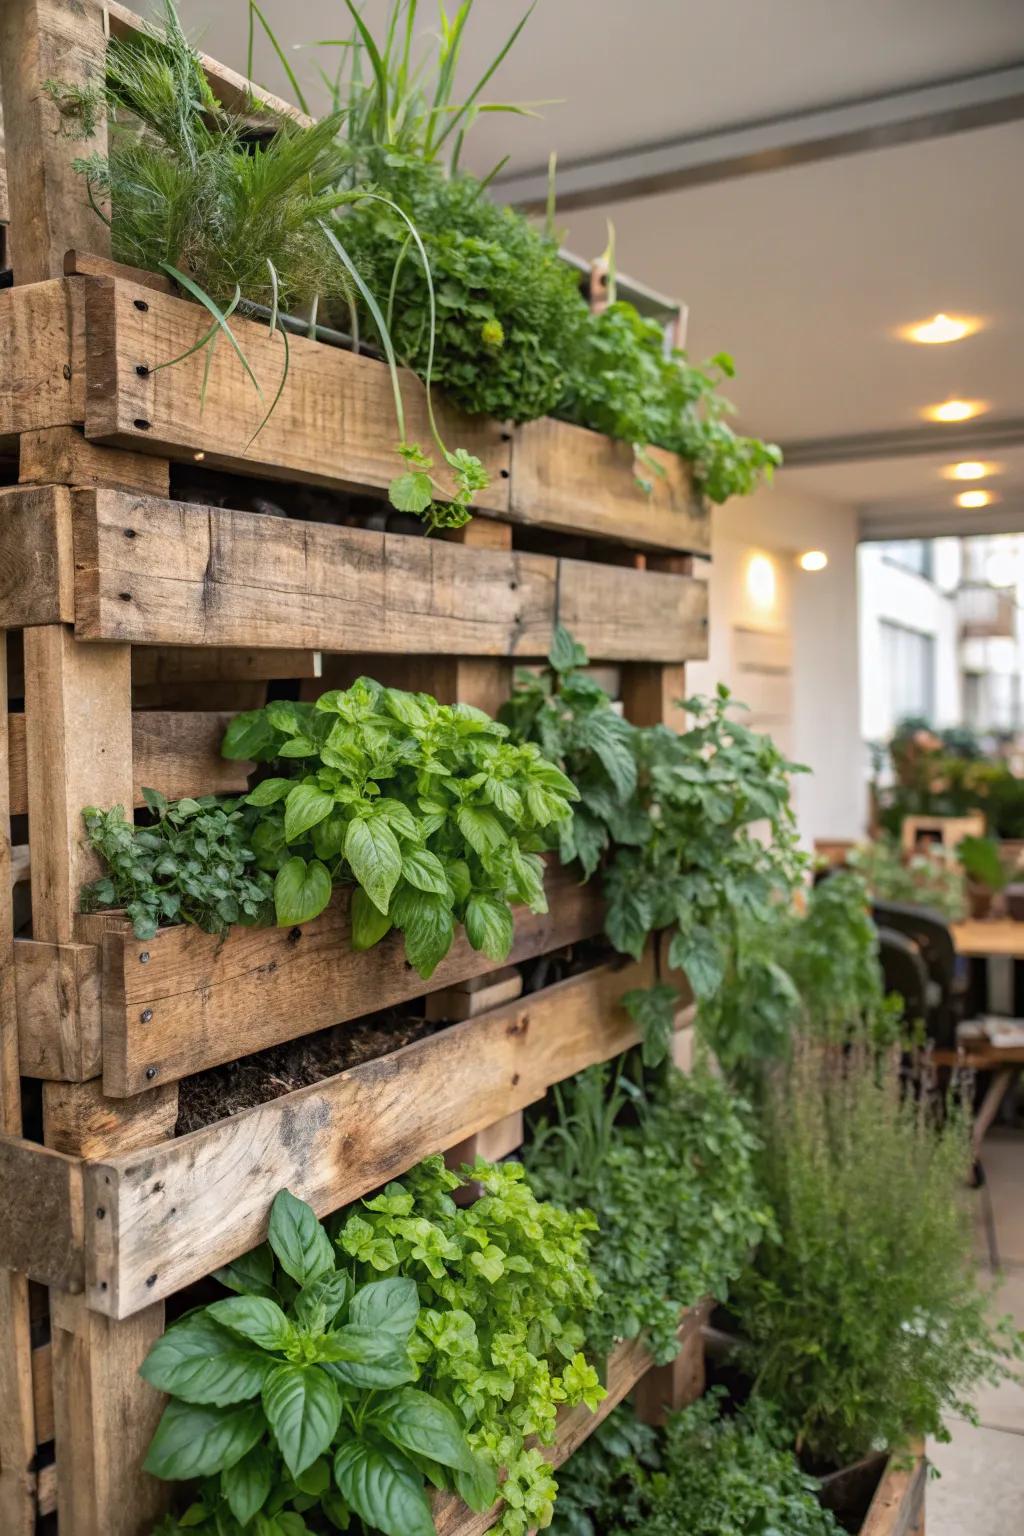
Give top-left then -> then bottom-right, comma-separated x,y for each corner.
633,1299 -> 708,1425
8,709 -> 246,816
83,276 -> 512,512
23,624 -> 133,944
131,646 -> 322,687
0,1 -> 109,284
19,425 -> 170,496
70,488 -> 707,661
0,483 -> 75,628
15,938 -> 102,1080
510,416 -> 709,556
31,1342 -> 52,1445
43,1079 -> 179,1158
101,861 -> 604,1096
86,952 -> 653,1317
860,1446 -> 926,1536
0,278 -> 85,435
0,1137 -> 84,1290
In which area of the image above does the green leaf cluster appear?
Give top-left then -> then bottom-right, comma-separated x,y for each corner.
733,1040 -> 1024,1465
143,1188 -> 494,1536
550,1394 -> 843,1536
846,837 -> 967,921
336,1154 -> 605,1535
502,629 -> 806,1061
81,789 -> 274,941
526,1061 -> 771,1365
223,678 -> 577,977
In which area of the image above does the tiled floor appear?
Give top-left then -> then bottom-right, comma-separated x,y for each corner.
928,1128 -> 1024,1534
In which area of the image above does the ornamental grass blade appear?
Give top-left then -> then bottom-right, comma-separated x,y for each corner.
160,267 -> 263,399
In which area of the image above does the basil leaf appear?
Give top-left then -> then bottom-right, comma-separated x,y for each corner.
333,1437 -> 435,1536
320,1325 -> 416,1389
207,1296 -> 295,1353
400,847 -> 450,897
245,777 -> 293,807
454,1453 -> 501,1514
140,1311 -> 270,1405
213,1243 -> 276,1301
268,1189 -> 335,1289
294,1271 -> 352,1332
222,709 -> 278,762
347,1277 -> 419,1340
351,885 -> 393,951
390,886 -> 454,980
262,1362 -> 341,1480
274,856 -> 332,925
455,805 -> 507,859
284,783 -> 335,843
345,816 -> 402,915
373,1387 -> 479,1472
464,892 -> 514,962
222,1441 -> 274,1525
143,1398 -> 265,1481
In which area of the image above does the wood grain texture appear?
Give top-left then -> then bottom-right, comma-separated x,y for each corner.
860,1446 -> 926,1536
43,1078 -> 178,1158
70,489 -> 707,662
0,483 -> 75,627
8,709 -> 246,816
15,937 -> 102,1080
23,625 -> 132,944
31,1342 -> 52,1445
86,952 -> 654,1317
83,277 -> 511,512
131,647 -> 322,687
0,0 -> 109,284
510,416 -> 709,555
18,425 -> 170,495
0,278 -> 85,435
0,1136 -> 84,1290
101,861 -> 604,1095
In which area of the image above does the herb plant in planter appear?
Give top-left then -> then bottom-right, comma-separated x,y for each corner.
502,628 -> 805,1061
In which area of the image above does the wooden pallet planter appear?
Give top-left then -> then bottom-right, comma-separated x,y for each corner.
0,270 -> 711,558
859,1444 -> 926,1536
2,946 -> 662,1318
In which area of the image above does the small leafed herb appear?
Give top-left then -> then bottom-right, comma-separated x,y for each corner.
502,629 -> 805,1061
145,1188 -> 495,1536
526,1060 -> 771,1364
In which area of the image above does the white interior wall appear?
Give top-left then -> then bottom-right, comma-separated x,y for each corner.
687,480 -> 864,848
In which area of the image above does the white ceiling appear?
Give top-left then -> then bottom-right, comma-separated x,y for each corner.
179,0 -> 1024,531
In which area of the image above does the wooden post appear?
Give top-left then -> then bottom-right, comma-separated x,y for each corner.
619,555 -> 693,732
0,633 -> 37,1536
0,0 -> 110,283
632,1304 -> 707,1427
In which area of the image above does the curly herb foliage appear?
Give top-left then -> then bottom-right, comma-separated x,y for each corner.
699,870 -> 903,1080
550,1394 -> 842,1536
501,628 -> 806,1062
557,300 -> 782,504
81,788 -> 274,942
222,678 -> 577,978
336,1154 -> 605,1535
735,1040 -> 1024,1466
526,1060 -> 771,1366
73,0 -> 488,529
145,1188 -> 496,1536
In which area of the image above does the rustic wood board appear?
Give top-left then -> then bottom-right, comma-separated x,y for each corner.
0,1137 -> 84,1292
69,488 -> 707,662
8,709 -> 247,816
86,951 -> 654,1316
101,861 -> 604,1095
0,483 -> 75,628
82,276 -> 512,512
510,416 -> 709,556
0,279 -> 85,435
15,937 -> 101,1081
860,1445 -> 926,1536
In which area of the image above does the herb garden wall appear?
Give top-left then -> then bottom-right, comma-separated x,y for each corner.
0,4 -> 1017,1536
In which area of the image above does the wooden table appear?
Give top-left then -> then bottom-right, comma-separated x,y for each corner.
951,919 -> 1024,958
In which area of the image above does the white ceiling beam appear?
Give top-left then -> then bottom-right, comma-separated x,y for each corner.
859,499 -> 1024,541
496,64 -> 1024,211
779,419 -> 1024,469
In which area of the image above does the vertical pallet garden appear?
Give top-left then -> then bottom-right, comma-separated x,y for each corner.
0,4 -> 714,1532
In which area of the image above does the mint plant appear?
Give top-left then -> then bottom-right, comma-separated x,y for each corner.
502,629 -> 805,1060
144,1189 -> 494,1536
223,678 -> 578,978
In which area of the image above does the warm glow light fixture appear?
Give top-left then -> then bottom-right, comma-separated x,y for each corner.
956,489 -> 995,509
922,399 -> 986,423
900,313 -> 979,345
798,550 -> 828,572
942,461 -> 999,481
746,553 -> 777,611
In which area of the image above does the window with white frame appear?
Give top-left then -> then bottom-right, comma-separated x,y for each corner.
880,620 -> 936,728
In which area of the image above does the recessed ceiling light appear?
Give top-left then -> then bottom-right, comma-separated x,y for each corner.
942,461 -> 1000,481
798,550 -> 828,572
956,489 -> 996,509
900,313 -> 979,345
923,399 -> 987,423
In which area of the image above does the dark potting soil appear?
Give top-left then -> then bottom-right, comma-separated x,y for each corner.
174,1008 -> 438,1135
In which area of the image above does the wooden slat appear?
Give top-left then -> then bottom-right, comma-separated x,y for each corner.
510,416 -> 709,556
101,860 -> 604,1096
70,488 -> 707,662
15,938 -> 101,1081
0,483 -> 76,628
0,0 -> 110,284
8,710 -> 247,816
43,1078 -> 178,1158
82,276 -> 512,512
31,1342 -> 52,1446
0,278 -> 86,436
18,424 -> 170,496
433,1303 -> 708,1536
85,952 -> 654,1317
0,1137 -> 84,1291
131,647 -> 322,687
860,1446 -> 926,1536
